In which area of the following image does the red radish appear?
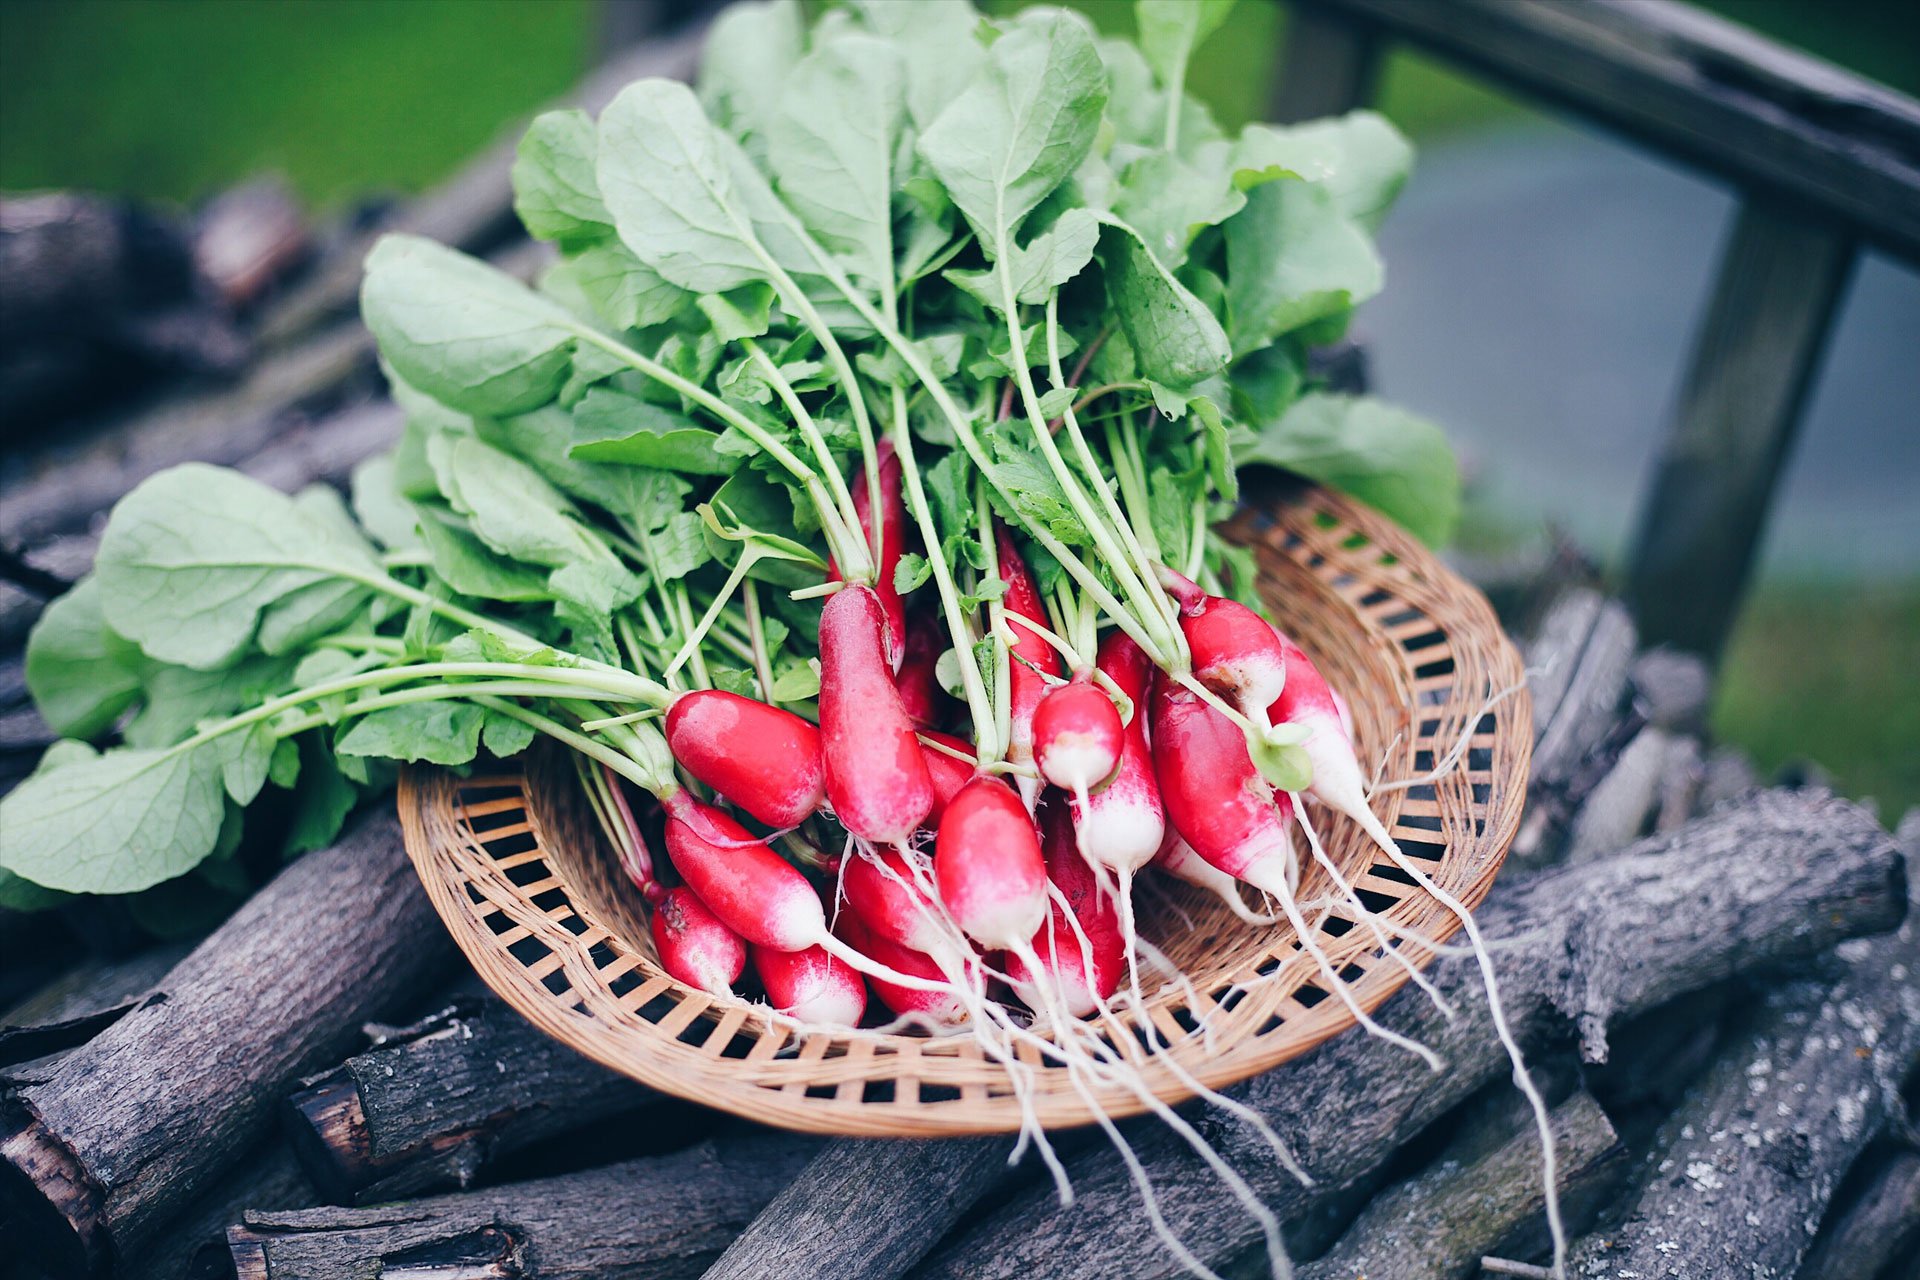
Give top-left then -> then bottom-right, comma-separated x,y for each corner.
935,775 -> 1049,950
1007,800 -> 1124,1017
1069,632 -> 1165,874
895,608 -> 948,728
1158,567 -> 1286,732
829,440 -> 908,665
753,943 -> 867,1026
1153,833 -> 1271,926
1032,678 -> 1123,794
650,887 -> 747,997
838,915 -> 969,1023
1262,625 -> 1381,847
1148,673 -> 1297,898
662,793 -> 827,951
918,730 -> 975,821
996,524 -> 1063,776
818,584 -> 934,844
842,846 -> 948,956
665,690 -> 825,828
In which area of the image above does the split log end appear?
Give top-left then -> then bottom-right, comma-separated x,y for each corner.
0,1104 -> 103,1277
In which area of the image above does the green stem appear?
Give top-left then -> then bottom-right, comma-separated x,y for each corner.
976,471 -> 1013,762
474,696 -> 674,796
670,585 -> 711,689
741,339 -> 870,579
1106,414 -> 1161,566
664,550 -> 760,680
741,580 -> 776,703
888,384 -> 999,762
276,680 -> 634,737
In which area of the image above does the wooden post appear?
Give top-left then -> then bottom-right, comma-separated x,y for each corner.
1623,200 -> 1857,661
1269,3 -> 1383,124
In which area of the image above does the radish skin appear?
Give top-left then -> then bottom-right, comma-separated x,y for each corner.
665,690 -> 825,828
829,439 -> 909,665
1160,567 -> 1287,732
843,845 -> 948,956
1032,678 -> 1123,794
1007,800 -> 1124,1018
650,887 -> 747,997
1148,674 -> 1297,898
838,915 -> 969,1024
895,607 -> 948,728
1070,632 -> 1165,875
996,525 -> 1063,778
752,943 -> 868,1026
662,793 -> 827,951
934,775 -> 1048,951
818,584 -> 934,844
1153,834 -> 1272,926
918,730 -> 975,821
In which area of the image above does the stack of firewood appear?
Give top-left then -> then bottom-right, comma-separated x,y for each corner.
2,21 -> 1913,1280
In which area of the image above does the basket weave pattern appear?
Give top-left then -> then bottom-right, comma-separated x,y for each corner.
400,485 -> 1531,1136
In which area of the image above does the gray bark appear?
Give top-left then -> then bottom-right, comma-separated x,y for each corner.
1628,649 -> 1711,735
1795,1146 -> 1920,1280
1297,1093 -> 1624,1280
0,811 -> 456,1276
0,942 -> 190,1069
909,791 -> 1906,1280
1564,727 -> 1673,865
122,1139 -> 317,1280
286,991 -> 664,1203
700,1137 -> 1015,1280
227,1134 -> 820,1280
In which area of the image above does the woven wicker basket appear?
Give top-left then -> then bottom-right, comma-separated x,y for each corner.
400,482 -> 1531,1137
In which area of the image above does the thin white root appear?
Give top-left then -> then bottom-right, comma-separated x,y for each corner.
1367,672 -> 1530,798
1292,800 -> 1457,1022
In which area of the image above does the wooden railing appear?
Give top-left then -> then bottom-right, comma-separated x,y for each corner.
1274,0 -> 1920,661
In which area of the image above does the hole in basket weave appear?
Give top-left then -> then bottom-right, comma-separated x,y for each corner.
1396,837 -> 1446,862
468,808 -> 524,834
1321,915 -> 1356,938
1402,628 -> 1447,652
503,859 -> 550,887
862,1080 -> 896,1104
1354,886 -> 1399,914
1295,983 -> 1329,1009
508,936 -> 551,967
920,1084 -> 963,1103
1414,655 -> 1457,680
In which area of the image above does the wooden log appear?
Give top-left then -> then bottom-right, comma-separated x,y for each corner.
911,790 -> 1907,1280
1294,1094 -> 1624,1280
1568,852 -> 1919,1278
285,991 -> 664,1203
1513,589 -> 1640,863
1628,648 -> 1711,735
1698,746 -> 1759,812
1797,1146 -> 1920,1280
1563,727 -> 1672,865
0,942 -> 190,1070
227,1133 -> 821,1280
701,1136 -> 1015,1280
121,1139 -> 316,1280
1651,734 -> 1704,834
0,811 -> 457,1277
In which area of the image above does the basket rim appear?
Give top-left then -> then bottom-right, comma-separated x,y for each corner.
400,482 -> 1532,1137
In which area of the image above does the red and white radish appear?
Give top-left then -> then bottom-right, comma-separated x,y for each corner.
829,440 -> 909,666
996,524 -> 1063,780
837,914 -> 969,1024
895,607 -> 948,728
665,689 -> 825,828
753,943 -> 868,1026
1148,673 -> 1297,899
1006,800 -> 1124,1018
1152,834 -> 1272,926
650,886 -> 747,997
818,584 -> 934,845
934,775 -> 1048,951
917,730 -> 975,822
662,793 -> 830,952
1158,566 -> 1287,734
842,845 -> 948,957
1068,631 -> 1165,875
1031,677 -> 1122,794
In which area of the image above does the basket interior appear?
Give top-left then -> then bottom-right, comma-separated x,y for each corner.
400,483 -> 1531,1137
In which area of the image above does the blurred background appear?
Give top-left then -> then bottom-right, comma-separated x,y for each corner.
3,0 -> 1915,814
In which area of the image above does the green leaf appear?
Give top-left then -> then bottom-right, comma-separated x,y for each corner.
284,736 -> 359,856
893,552 -> 932,596
983,423 -> 1093,549
570,387 -> 733,475
597,80 -> 780,296
1235,393 -> 1460,546
220,721 -> 277,806
1135,0 -> 1235,94
644,510 -> 711,583
1224,176 -> 1382,357
1231,111 -> 1413,231
336,701 -> 487,767
481,710 -> 539,759
1099,216 -> 1231,391
0,736 -> 237,893
124,654 -> 298,749
362,234 -> 579,417
26,577 -> 147,740
512,109 -> 612,247
350,454 -> 424,551
705,469 -> 818,589
918,10 -> 1107,256
1112,145 -> 1245,268
416,508 -> 553,603
850,0 -> 986,130
698,0 -> 806,153
545,241 -> 688,331
766,33 -> 905,296
768,655 -> 820,703
95,464 -> 381,670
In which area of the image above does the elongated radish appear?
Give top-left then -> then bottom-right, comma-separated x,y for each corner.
1158,567 -> 1286,732
1032,678 -> 1122,794
829,439 -> 908,665
662,793 -> 829,951
842,845 -> 948,956
1153,834 -> 1272,926
837,914 -> 969,1023
665,689 -> 824,828
818,584 -> 934,844
1148,673 -> 1296,898
752,943 -> 867,1026
650,887 -> 746,997
895,607 -> 948,728
918,730 -> 975,821
1070,631 -> 1165,875
934,775 -> 1048,951
1007,800 -> 1124,1017
997,524 -> 1063,776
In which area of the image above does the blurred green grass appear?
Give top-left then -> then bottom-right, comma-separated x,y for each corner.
2,0 -> 1913,819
